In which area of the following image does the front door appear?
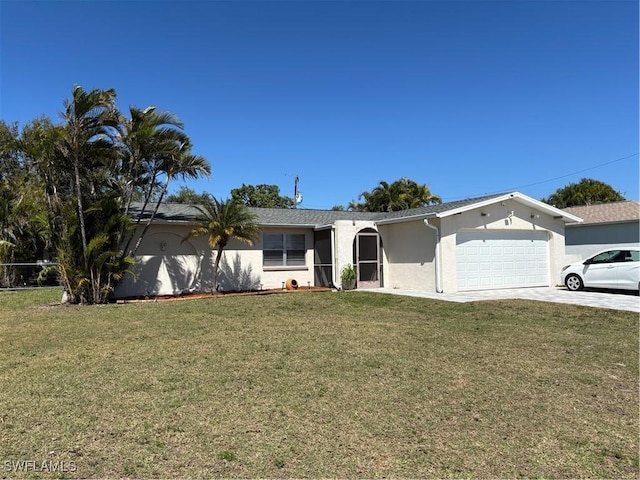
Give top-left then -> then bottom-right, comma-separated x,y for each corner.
356,232 -> 380,288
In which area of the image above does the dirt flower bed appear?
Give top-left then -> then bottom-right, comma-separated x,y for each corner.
116,286 -> 334,303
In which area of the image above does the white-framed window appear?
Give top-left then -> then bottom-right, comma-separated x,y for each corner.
263,233 -> 306,267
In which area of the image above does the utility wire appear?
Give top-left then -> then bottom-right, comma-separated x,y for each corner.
442,152 -> 639,202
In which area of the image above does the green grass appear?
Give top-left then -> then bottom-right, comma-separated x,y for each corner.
0,288 -> 638,478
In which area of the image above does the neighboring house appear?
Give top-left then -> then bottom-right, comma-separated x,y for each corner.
114,191 -> 582,298
562,201 -> 640,259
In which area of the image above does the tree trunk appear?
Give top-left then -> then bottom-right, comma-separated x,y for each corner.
73,153 -> 88,270
130,172 -> 170,258
211,244 -> 224,294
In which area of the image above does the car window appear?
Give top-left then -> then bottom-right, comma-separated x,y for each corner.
590,250 -> 620,264
613,251 -> 630,263
615,251 -> 640,262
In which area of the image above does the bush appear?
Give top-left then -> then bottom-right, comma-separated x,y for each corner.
340,264 -> 356,290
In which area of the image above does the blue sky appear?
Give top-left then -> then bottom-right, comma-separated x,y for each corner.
1,0 -> 638,208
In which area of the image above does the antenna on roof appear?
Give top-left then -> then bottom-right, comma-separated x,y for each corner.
294,175 -> 303,208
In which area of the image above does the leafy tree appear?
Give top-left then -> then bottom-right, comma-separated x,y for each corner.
231,183 -> 294,208
541,178 -> 626,208
0,120 -> 22,271
6,87 -> 210,303
185,198 -> 261,293
166,186 -> 212,204
350,177 -> 441,212
0,119 -> 54,285
18,117 -> 69,263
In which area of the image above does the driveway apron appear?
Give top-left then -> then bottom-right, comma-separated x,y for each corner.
360,287 -> 640,313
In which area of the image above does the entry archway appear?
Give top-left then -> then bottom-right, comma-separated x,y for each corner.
353,228 -> 382,288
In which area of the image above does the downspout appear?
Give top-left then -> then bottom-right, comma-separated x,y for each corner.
424,218 -> 443,293
331,226 -> 339,289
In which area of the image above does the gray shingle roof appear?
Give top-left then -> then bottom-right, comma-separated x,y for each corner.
374,193 -> 505,221
128,192 -> 510,226
563,201 -> 640,225
128,202 -> 203,223
248,207 -> 383,225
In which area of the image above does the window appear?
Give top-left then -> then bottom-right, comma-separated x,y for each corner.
590,250 -> 620,264
263,234 -> 306,267
621,250 -> 639,262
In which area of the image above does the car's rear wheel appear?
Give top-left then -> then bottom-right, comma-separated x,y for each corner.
565,274 -> 584,291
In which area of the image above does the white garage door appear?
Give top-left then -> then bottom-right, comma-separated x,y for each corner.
456,230 -> 549,291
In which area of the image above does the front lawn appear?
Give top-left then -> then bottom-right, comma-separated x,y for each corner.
0,289 -> 638,478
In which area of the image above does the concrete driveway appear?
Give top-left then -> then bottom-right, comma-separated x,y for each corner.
361,286 -> 640,313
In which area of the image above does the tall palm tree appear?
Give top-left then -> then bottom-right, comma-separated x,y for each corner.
118,106 -> 186,214
57,86 -> 120,269
185,198 -> 261,293
130,144 -> 210,257
119,106 -> 211,256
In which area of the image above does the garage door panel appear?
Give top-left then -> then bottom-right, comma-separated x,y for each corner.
456,230 -> 549,291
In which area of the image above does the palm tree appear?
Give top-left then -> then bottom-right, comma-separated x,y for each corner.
368,180 -> 394,212
129,144 -> 210,257
118,106 -> 186,216
57,86 -> 120,269
395,177 -> 441,208
355,178 -> 441,212
118,106 -> 211,256
185,198 -> 261,293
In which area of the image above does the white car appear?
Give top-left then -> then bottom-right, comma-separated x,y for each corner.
561,248 -> 640,292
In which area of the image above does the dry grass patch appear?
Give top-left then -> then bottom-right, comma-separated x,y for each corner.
0,289 -> 638,478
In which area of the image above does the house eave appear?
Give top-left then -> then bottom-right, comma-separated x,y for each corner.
435,192 -> 584,223
314,224 -> 334,231
566,219 -> 639,228
260,223 -> 317,229
137,219 -> 194,226
375,212 -> 437,226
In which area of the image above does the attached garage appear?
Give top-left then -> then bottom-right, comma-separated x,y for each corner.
456,230 -> 550,291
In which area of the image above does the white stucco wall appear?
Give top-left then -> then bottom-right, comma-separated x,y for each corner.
246,227 -> 315,290
113,197 -> 571,298
438,199 -> 567,292
114,224 -> 317,298
377,219 -> 437,291
333,220 -> 379,288
115,224 -> 214,297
